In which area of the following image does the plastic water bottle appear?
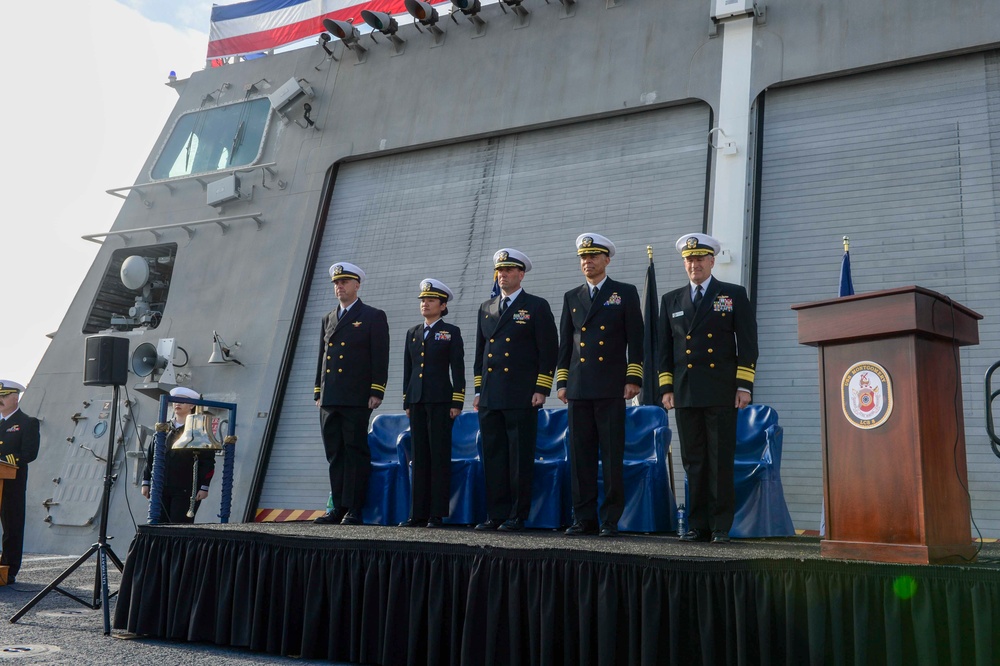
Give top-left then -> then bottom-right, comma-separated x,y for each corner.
326,492 -> 334,513
677,504 -> 687,537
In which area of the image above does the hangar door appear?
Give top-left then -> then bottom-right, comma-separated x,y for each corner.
754,51 -> 1000,532
259,103 -> 712,511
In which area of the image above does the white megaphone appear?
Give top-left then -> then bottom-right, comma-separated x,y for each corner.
131,338 -> 178,384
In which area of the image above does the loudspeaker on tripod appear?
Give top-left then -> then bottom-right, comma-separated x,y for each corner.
84,335 -> 129,386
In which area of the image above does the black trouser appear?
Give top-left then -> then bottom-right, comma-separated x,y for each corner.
0,471 -> 27,579
320,405 -> 372,512
479,407 -> 537,522
567,398 -> 626,526
158,488 -> 199,524
674,405 -> 737,534
408,402 -> 453,519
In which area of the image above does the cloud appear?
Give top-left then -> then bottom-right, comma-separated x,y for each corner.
0,3 -> 210,385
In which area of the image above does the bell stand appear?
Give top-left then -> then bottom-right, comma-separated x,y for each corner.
10,385 -> 126,634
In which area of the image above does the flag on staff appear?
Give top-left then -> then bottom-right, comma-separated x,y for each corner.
839,236 -> 854,297
490,271 -> 500,299
640,246 -> 660,406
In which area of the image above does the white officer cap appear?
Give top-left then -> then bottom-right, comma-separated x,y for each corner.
675,233 -> 721,258
493,248 -> 532,272
0,380 -> 25,396
418,279 -> 455,302
576,233 -> 616,258
169,386 -> 201,400
329,262 -> 366,282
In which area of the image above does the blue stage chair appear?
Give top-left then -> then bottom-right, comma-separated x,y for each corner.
596,405 -> 677,533
363,413 -> 410,525
731,404 -> 795,538
445,411 -> 487,525
526,408 -> 571,529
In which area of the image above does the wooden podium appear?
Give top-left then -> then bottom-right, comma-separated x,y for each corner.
793,286 -> 981,564
0,461 -> 15,585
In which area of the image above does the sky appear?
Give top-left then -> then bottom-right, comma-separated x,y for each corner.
1,1 -> 242,386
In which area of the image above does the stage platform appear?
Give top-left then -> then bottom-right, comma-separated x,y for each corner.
113,522 -> 1000,665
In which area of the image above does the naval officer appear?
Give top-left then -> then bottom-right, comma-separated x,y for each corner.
400,279 -> 465,528
473,249 -> 558,532
556,234 -> 644,537
658,233 -> 758,543
314,262 -> 390,526
0,380 -> 40,585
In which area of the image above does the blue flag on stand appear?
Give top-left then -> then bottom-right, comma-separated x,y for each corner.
490,271 -> 500,298
839,246 -> 854,297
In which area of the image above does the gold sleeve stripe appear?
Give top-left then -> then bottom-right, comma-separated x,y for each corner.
5,454 -> 15,465
627,364 -> 643,377
371,383 -> 386,391
452,392 -> 465,401
736,367 -> 755,383
658,372 -> 673,388
474,376 -> 482,388
556,369 -> 569,381
536,375 -> 554,388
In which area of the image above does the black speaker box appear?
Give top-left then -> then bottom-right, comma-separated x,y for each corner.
84,336 -> 129,386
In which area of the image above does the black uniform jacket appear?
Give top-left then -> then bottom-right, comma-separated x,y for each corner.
143,425 -> 216,492
556,278 -> 644,400
474,291 -> 558,410
658,278 -> 758,408
314,300 -> 391,407
403,320 -> 466,410
0,409 -> 40,482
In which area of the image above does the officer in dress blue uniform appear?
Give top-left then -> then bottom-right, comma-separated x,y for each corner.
658,234 -> 758,544
556,234 -> 644,537
0,380 -> 40,585
399,279 -> 465,528
473,249 -> 558,532
313,262 -> 391,526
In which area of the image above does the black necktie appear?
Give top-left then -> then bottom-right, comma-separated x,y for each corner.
591,287 -> 598,301
500,297 -> 510,314
693,285 -> 704,310
423,325 -> 431,339
337,307 -> 345,321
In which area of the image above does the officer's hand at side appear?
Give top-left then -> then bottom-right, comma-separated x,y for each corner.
473,395 -> 480,411
661,393 -> 675,411
623,384 -> 639,400
369,396 -> 383,410
141,486 -> 150,499
449,408 -> 461,419
531,392 -> 546,408
196,490 -> 209,501
315,400 -> 320,408
557,388 -> 568,404
735,391 -> 751,409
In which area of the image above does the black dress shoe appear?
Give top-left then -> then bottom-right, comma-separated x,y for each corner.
711,531 -> 731,544
314,510 -> 344,525
426,517 -> 444,528
680,529 -> 712,543
599,523 -> 619,538
565,520 -> 598,536
475,518 -> 502,531
498,517 -> 524,532
398,517 -> 426,527
340,511 -> 363,525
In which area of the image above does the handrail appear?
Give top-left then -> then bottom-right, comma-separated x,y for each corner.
82,212 -> 264,245
985,360 -> 1000,458
105,161 -> 280,202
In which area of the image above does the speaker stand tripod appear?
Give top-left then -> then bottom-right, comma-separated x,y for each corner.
10,384 -> 125,635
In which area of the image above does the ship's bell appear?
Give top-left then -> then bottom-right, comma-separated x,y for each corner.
171,412 -> 223,451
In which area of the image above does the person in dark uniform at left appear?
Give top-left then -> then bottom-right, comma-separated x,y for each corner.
141,386 -> 216,523
658,233 -> 758,544
399,279 -> 465,528
0,380 -> 40,585
473,248 -> 558,532
556,234 -> 644,537
313,261 -> 390,526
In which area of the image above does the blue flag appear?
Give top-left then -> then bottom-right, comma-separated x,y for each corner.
839,251 -> 854,297
490,270 -> 500,298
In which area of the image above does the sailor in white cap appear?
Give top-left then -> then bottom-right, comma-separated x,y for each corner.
659,233 -> 758,544
0,380 -> 39,584
399,279 -> 465,528
141,386 -> 215,523
314,261 -> 390,526
556,233 -> 644,537
473,248 -> 558,532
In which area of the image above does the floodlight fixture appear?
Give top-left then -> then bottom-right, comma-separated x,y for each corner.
501,0 -> 530,20
449,0 -> 486,33
361,10 -> 406,52
323,17 -> 368,58
405,0 -> 445,41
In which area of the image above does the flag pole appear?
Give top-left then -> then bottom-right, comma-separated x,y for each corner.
843,235 -> 850,253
